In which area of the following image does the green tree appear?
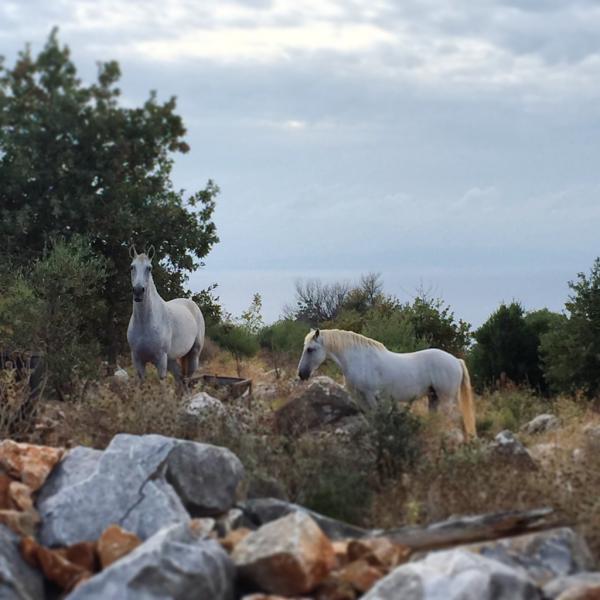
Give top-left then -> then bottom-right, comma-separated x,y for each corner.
540,259 -> 600,396
469,302 -> 560,391
0,30 -> 219,361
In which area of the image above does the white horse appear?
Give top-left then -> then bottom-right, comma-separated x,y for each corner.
297,328 -> 476,439
127,245 -> 205,382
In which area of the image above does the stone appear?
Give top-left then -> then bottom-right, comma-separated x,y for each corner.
462,527 -> 596,585
336,559 -> 386,593
240,497 -> 375,541
0,440 -> 64,491
544,573 -> 600,599
184,391 -> 227,420
0,525 -> 45,600
67,521 -> 235,600
232,511 -> 336,596
166,440 -> 245,516
37,434 -> 189,546
220,527 -> 252,553
346,538 -> 411,569
488,430 -> 537,469
361,549 -> 541,600
521,414 -> 561,435
0,506 -> 39,537
9,481 -> 34,512
97,525 -> 142,569
582,424 -> 600,452
21,536 -> 96,592
275,376 -> 358,435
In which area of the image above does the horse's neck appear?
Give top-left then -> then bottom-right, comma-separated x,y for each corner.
325,343 -> 378,376
132,278 -> 164,325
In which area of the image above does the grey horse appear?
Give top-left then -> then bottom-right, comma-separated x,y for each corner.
127,245 -> 205,382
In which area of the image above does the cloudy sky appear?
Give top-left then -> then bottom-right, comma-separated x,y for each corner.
1,0 -> 598,325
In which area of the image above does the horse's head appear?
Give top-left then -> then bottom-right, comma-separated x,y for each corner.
129,245 -> 155,303
297,329 -> 327,380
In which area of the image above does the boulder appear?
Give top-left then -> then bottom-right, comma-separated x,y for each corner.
232,511 -> 336,596
275,376 -> 358,435
361,549 -> 541,600
184,392 -> 227,420
67,521 -> 235,600
488,430 -> 537,469
239,497 -> 375,540
521,414 -> 561,435
544,573 -> 600,599
38,435 -> 187,546
461,527 -> 596,585
0,525 -> 45,600
166,440 -> 245,516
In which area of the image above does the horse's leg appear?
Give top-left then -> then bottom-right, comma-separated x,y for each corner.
167,357 -> 183,383
156,354 -> 168,380
133,353 -> 146,380
185,341 -> 201,379
437,391 -> 465,444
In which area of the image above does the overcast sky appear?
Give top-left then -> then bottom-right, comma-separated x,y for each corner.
1,0 -> 598,326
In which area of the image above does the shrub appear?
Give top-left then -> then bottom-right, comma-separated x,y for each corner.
259,319 -> 308,377
540,258 -> 600,396
210,323 -> 259,376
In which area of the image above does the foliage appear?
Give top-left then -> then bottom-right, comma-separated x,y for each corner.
540,258 -> 600,396
192,283 -> 223,328
469,302 -> 562,392
239,293 -> 265,334
361,307 -> 425,353
365,400 -> 423,482
259,319 -> 308,377
210,323 -> 259,376
0,30 -> 219,361
0,238 -> 107,397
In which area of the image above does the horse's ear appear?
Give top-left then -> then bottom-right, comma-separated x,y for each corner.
314,329 -> 320,340
129,244 -> 137,259
147,245 -> 155,260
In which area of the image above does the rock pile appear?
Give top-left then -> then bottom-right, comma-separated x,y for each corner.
1,433 -> 599,599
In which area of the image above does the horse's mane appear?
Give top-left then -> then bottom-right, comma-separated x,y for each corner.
315,329 -> 386,353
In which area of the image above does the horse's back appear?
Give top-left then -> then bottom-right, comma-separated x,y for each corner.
415,348 -> 462,393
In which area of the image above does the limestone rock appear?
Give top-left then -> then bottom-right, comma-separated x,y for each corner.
37,434 -> 189,546
361,549 -> 541,600
184,391 -> 227,420
0,440 -> 64,491
462,527 -> 596,585
521,414 -> 561,435
0,525 -> 45,600
67,521 -> 235,600
21,536 -> 97,592
275,376 -> 358,435
239,497 -> 375,541
489,430 -> 537,469
166,440 -> 245,516
544,573 -> 600,599
97,525 -> 141,569
232,511 -> 336,596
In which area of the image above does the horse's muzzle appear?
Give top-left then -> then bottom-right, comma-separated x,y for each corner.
298,368 -> 310,381
133,286 -> 145,302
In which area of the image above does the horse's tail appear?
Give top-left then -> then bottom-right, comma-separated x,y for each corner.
458,359 -> 477,440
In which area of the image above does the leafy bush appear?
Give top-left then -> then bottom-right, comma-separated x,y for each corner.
259,319 -> 308,377
365,400 -> 423,482
1,238 -> 108,398
362,307 -> 425,353
210,323 -> 259,376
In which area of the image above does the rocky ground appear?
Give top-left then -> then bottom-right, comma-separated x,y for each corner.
1,425 -> 600,599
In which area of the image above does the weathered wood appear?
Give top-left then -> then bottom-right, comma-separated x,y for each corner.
382,507 -> 563,552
